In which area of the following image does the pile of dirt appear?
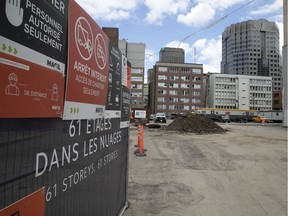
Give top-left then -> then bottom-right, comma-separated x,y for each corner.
164,114 -> 226,134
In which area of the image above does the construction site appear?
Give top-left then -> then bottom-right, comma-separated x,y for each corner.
125,116 -> 287,216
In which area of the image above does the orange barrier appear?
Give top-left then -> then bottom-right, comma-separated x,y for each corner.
135,124 -> 146,157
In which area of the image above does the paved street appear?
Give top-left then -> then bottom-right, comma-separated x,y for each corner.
124,123 -> 287,216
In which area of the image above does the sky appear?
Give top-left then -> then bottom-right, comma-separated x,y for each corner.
75,0 -> 284,79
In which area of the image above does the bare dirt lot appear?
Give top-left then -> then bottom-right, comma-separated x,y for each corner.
124,122 -> 287,216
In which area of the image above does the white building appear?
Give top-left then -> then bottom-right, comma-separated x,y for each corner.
206,73 -> 272,111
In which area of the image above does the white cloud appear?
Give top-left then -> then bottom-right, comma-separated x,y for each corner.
165,40 -> 193,54
251,0 -> 282,15
145,48 -> 158,63
193,36 -> 222,73
144,0 -> 190,25
196,0 -> 247,10
177,3 -> 215,27
75,0 -> 139,21
164,37 -> 221,73
276,22 -> 284,51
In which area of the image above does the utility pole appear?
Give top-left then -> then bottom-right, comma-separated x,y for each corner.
283,0 -> 287,127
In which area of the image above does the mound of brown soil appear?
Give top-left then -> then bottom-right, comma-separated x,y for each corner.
165,114 -> 226,134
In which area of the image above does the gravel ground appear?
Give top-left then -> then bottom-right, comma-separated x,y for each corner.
124,122 -> 287,216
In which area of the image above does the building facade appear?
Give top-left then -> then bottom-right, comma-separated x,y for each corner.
119,40 -> 146,109
221,19 -> 282,91
206,73 -> 272,111
152,62 -> 204,116
272,90 -> 282,110
159,47 -> 185,63
102,27 -> 119,47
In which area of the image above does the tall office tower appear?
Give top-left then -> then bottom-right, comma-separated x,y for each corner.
159,47 -> 185,63
221,19 -> 282,91
119,40 -> 146,109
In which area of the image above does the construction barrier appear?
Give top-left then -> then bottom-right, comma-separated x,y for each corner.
0,1 -> 131,215
135,124 -> 146,157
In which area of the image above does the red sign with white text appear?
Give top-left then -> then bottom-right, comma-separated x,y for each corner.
63,1 -> 109,120
0,53 -> 64,118
0,188 -> 45,216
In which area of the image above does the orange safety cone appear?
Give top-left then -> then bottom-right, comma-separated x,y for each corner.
135,124 -> 146,157
261,119 -> 265,126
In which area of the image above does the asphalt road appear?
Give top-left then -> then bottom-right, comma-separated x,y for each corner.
124,122 -> 287,216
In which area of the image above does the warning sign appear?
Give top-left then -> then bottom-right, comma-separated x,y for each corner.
0,188 -> 45,216
0,0 -> 68,118
63,1 -> 109,120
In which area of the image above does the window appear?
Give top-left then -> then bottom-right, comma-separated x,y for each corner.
192,68 -> 201,74
181,90 -> 189,96
158,75 -> 167,80
193,91 -> 201,96
158,82 -> 167,87
158,67 -> 168,72
131,77 -> 143,82
169,67 -> 179,73
131,84 -> 142,89
181,68 -> 190,73
169,90 -> 178,95
180,98 -> 189,103
131,68 -> 144,74
169,83 -> 178,88
158,90 -> 167,95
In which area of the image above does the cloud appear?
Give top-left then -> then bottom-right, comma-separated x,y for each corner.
165,40 -> 194,58
196,0 -> 247,10
164,37 -> 221,73
193,36 -> 222,73
144,0 -> 190,25
276,22 -> 284,50
251,0 -> 282,15
75,0 -> 139,21
145,48 -> 158,63
177,3 -> 215,27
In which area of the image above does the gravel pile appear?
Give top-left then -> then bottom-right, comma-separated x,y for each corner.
165,114 -> 226,134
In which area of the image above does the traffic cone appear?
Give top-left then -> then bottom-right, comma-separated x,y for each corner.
261,119 -> 265,126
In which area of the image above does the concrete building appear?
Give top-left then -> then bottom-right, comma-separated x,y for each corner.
159,47 -> 185,63
147,68 -> 155,114
102,27 -> 119,47
273,90 -> 282,110
150,59 -> 204,116
119,40 -> 145,109
143,83 -> 149,108
221,19 -> 282,91
206,73 -> 272,111
283,0 -> 287,127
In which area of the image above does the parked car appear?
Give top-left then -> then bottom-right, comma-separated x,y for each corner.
149,114 -> 155,120
252,116 -> 269,123
154,113 -> 167,123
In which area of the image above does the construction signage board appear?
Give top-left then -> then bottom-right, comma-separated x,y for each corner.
63,1 -> 109,120
105,41 -> 122,115
121,61 -> 131,128
0,118 -> 129,216
0,0 -> 68,118
0,1 -> 130,216
0,188 -> 45,216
